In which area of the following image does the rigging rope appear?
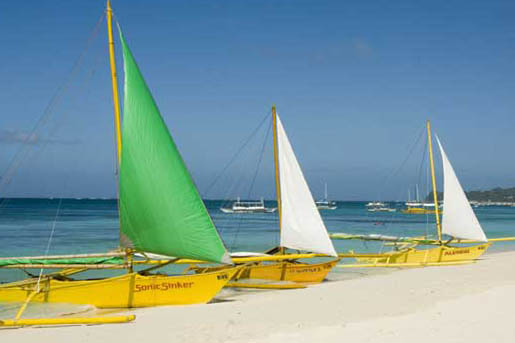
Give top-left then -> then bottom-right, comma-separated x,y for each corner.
246,117 -> 272,200
201,109 -> 272,248
36,198 -> 63,293
376,126 -> 425,202
0,13 -> 105,204
0,13 -> 105,286
203,110 -> 272,198
361,124 -> 429,253
230,116 -> 272,251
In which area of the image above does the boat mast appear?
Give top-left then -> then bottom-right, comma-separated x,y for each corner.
426,120 -> 442,242
106,0 -> 122,165
272,105 -> 283,252
106,1 -> 132,269
324,182 -> 328,200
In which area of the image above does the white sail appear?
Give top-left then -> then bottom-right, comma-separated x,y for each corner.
435,136 -> 487,242
276,114 -> 337,256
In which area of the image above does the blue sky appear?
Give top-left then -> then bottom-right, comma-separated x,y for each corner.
0,0 -> 514,200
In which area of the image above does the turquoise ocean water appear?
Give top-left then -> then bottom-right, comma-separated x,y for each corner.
1,198 -> 514,265
1,198 -> 514,317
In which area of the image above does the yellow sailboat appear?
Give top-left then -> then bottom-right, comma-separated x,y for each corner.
335,120 -> 493,266
194,106 -> 340,286
0,1 -> 240,326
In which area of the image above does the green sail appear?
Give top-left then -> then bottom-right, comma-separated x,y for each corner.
118,31 -> 231,264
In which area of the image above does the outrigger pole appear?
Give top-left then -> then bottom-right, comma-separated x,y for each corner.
0,252 -> 388,269
0,316 -> 135,328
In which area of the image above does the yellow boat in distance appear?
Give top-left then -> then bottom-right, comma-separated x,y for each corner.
0,1 -> 240,326
193,105 -> 340,286
401,204 -> 441,214
334,120 -> 494,266
402,184 -> 442,214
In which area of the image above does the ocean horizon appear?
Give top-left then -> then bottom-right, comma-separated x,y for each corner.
1,198 -> 514,262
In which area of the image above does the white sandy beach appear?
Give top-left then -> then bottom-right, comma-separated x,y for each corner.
2,251 -> 515,342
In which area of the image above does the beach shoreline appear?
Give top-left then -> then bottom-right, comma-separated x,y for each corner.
2,250 -> 515,342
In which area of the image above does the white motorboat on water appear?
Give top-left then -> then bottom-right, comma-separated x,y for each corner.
367,205 -> 396,212
220,197 -> 277,213
365,201 -> 386,207
366,201 -> 396,212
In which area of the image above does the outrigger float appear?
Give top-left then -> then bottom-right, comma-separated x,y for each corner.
332,121 -> 515,268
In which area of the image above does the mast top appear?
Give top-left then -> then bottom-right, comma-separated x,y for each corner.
106,0 -> 122,166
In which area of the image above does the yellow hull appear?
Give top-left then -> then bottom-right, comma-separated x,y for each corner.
238,260 -> 339,283
195,259 -> 339,284
355,243 -> 491,265
0,267 -> 240,308
402,208 -> 440,214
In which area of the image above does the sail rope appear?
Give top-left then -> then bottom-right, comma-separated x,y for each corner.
0,14 -> 105,286
0,13 -> 105,206
416,136 -> 428,195
425,155 -> 431,238
36,198 -> 63,293
203,110 -> 272,198
361,125 -> 428,253
230,116 -> 272,251
111,16 -> 124,196
246,117 -> 272,201
202,110 -> 272,245
376,126 -> 425,202
357,125 -> 426,253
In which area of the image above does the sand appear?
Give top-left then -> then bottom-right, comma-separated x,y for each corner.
2,251 -> 515,342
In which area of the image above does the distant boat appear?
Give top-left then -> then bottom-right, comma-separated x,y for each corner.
402,201 -> 443,214
402,184 -> 442,214
365,201 -> 385,207
220,197 -> 276,213
315,183 -> 337,210
367,204 -> 396,213
365,201 -> 395,212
